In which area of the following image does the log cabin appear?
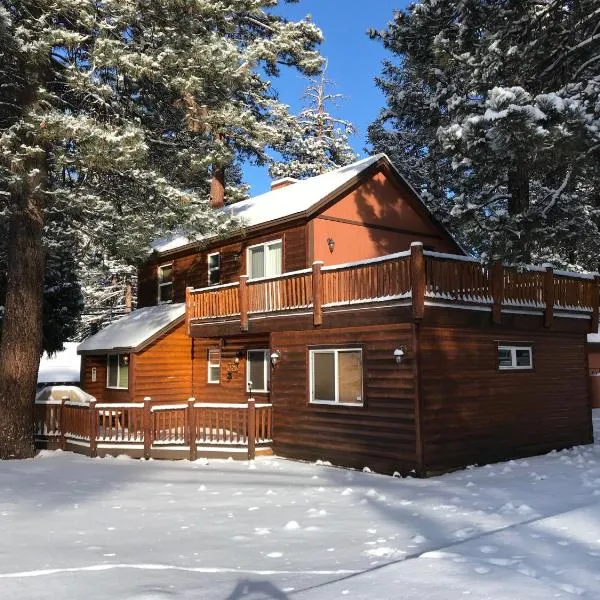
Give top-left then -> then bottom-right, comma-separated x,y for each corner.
72,154 -> 598,475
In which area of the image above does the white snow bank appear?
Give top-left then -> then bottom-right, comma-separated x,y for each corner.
37,342 -> 80,384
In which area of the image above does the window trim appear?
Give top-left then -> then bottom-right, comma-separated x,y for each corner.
106,354 -> 129,390
246,238 -> 283,280
246,349 -> 270,393
207,252 -> 221,286
207,348 -> 221,384
157,262 -> 174,304
498,345 -> 533,371
309,348 -> 364,406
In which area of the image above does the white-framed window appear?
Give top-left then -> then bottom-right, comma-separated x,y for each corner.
309,348 -> 363,406
208,252 -> 221,286
207,349 -> 221,384
157,263 -> 173,304
498,345 -> 533,370
107,354 -> 129,389
246,349 -> 270,393
247,239 -> 283,280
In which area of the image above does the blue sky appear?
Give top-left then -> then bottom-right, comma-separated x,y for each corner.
243,0 -> 409,195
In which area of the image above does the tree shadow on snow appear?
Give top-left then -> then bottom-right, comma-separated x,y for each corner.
225,578 -> 290,600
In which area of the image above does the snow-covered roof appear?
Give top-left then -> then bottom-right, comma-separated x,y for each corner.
151,154 -> 385,254
588,331 -> 600,344
77,303 -> 185,354
37,342 -> 81,384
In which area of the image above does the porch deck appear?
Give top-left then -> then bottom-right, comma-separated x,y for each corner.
35,398 -> 273,460
187,243 -> 600,332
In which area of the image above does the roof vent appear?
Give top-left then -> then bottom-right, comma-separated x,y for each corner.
271,177 -> 299,191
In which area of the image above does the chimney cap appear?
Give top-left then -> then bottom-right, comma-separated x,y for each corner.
271,177 -> 299,191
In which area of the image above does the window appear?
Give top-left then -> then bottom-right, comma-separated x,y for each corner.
207,349 -> 221,384
498,345 -> 533,370
246,349 -> 269,393
157,263 -> 173,303
107,354 -> 129,389
310,349 -> 363,405
208,252 -> 220,286
247,239 -> 282,280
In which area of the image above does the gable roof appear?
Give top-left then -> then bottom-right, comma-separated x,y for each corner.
151,154 -> 462,255
77,303 -> 185,355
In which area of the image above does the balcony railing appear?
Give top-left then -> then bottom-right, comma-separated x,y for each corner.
186,244 -> 600,331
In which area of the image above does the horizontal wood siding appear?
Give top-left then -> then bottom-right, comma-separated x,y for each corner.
192,334 -> 270,404
271,324 -> 417,474
419,324 -> 593,473
81,355 -> 132,403
134,322 -> 193,403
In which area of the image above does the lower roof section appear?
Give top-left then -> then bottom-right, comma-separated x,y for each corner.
78,303 -> 185,355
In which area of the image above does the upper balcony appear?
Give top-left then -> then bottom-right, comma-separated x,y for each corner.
186,243 -> 600,334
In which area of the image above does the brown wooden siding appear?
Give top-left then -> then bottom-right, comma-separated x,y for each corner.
133,322 -> 192,403
270,324 -> 417,475
419,323 -> 593,474
81,355 -> 132,403
192,334 -> 270,404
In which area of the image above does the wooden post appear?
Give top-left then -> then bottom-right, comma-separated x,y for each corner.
491,261 -> 504,325
143,396 -> 152,460
543,265 -> 554,328
247,398 -> 256,461
239,275 -> 249,332
188,397 -> 197,461
312,261 -> 324,327
593,275 -> 600,334
59,396 -> 67,451
185,286 -> 192,336
89,399 -> 98,458
410,242 -> 425,321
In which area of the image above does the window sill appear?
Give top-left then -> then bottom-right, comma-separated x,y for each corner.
106,386 -> 129,391
310,400 -> 364,407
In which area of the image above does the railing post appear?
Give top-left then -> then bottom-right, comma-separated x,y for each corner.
247,398 -> 256,461
143,396 -> 152,460
188,397 -> 197,461
239,275 -> 249,332
593,275 -> 600,333
59,396 -> 67,451
185,286 -> 193,335
543,265 -> 554,328
410,242 -> 425,321
312,261 -> 324,326
89,399 -> 98,458
492,261 -> 504,324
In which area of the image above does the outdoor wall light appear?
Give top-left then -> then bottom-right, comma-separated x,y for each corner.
394,347 -> 407,365
327,237 -> 335,253
270,350 -> 281,367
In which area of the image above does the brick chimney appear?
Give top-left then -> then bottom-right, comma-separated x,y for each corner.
210,166 -> 225,209
271,177 -> 299,191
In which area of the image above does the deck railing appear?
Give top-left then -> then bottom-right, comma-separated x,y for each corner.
186,243 -> 600,331
34,397 -> 272,461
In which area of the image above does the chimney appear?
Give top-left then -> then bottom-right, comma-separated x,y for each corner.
210,166 -> 225,209
271,177 -> 299,192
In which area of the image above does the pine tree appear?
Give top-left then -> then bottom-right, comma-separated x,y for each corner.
0,0 -> 323,458
369,1 -> 600,268
270,72 -> 357,180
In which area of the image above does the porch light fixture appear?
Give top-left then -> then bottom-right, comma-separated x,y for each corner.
394,347 -> 407,365
327,238 -> 335,253
270,350 -> 281,367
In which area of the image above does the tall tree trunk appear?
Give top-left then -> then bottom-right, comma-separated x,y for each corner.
508,163 -> 531,262
0,157 -> 46,459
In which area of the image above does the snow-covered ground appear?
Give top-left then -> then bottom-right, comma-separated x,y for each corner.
2,415 -> 600,599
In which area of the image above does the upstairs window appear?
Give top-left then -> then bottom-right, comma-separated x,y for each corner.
207,349 -> 221,384
208,252 -> 221,286
498,345 -> 533,370
107,354 -> 129,389
310,349 -> 363,406
157,263 -> 173,303
247,240 -> 282,280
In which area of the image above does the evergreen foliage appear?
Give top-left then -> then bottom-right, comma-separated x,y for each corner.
270,72 -> 357,180
369,1 -> 600,268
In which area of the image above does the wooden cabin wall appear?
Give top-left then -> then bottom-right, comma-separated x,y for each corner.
418,315 -> 593,474
192,334 -> 270,404
138,225 -> 308,308
270,323 -> 417,475
81,355 -> 132,403
133,322 -> 193,403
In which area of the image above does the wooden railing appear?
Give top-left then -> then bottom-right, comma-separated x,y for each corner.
186,243 -> 600,330
34,398 -> 272,460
